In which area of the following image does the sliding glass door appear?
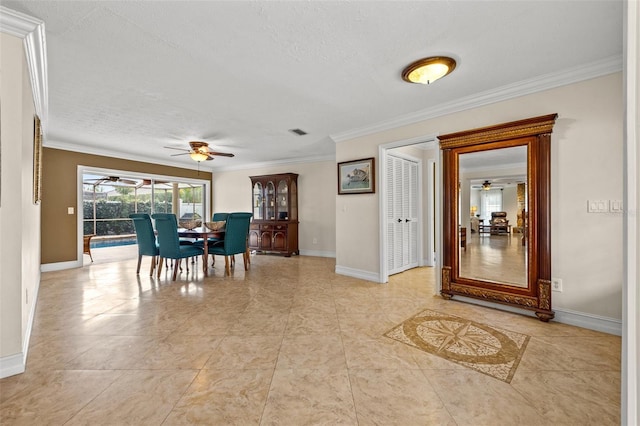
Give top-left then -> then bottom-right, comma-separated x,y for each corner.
81,170 -> 208,243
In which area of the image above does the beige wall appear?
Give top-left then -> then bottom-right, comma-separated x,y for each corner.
337,73 -> 623,321
212,160 -> 336,257
40,148 -> 212,265
0,33 -> 39,361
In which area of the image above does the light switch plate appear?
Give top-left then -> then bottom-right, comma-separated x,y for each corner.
609,200 -> 623,213
587,200 -> 608,213
67,207 -> 74,215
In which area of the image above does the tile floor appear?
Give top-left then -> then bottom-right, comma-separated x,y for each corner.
0,249 -> 621,425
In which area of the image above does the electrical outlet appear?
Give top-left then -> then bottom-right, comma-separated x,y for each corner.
551,278 -> 563,292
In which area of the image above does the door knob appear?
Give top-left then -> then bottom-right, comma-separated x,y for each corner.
397,218 -> 402,223
405,218 -> 410,222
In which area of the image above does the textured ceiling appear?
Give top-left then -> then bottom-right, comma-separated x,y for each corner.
3,1 -> 623,171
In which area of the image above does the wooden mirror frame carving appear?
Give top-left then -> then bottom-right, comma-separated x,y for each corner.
439,114 -> 557,322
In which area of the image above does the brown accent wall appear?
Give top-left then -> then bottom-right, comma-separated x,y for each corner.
41,148 -> 212,264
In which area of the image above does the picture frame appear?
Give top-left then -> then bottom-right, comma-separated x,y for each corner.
33,115 -> 43,204
337,157 -> 375,195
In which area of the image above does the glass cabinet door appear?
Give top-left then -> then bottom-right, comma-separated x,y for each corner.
252,182 -> 263,220
290,179 -> 298,220
265,181 -> 276,220
277,179 -> 289,220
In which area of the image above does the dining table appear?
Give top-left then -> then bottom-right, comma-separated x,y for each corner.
177,226 -> 225,276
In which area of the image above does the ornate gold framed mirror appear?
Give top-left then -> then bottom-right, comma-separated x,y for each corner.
439,114 -> 557,321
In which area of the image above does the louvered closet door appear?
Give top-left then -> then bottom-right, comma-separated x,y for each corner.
387,155 -> 419,275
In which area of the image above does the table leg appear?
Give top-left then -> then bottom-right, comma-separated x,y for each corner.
203,241 -> 208,276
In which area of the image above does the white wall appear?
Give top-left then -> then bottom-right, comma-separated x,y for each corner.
0,32 -> 39,376
336,73 -> 623,323
212,160 -> 336,257
622,1 -> 639,422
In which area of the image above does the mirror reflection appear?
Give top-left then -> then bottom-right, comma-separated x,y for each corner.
458,146 -> 528,287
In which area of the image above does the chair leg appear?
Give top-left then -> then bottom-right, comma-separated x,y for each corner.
149,256 -> 156,276
136,255 -> 142,274
243,252 -> 249,271
157,257 -> 164,278
224,256 -> 230,274
172,260 -> 179,281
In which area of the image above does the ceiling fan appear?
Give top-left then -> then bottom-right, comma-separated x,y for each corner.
165,141 -> 235,162
83,176 -> 138,186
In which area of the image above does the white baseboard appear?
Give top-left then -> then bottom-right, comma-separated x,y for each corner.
298,249 -> 336,258
335,265 -> 381,283
0,353 -> 25,379
455,295 -> 622,336
1,265 -> 40,379
41,260 -> 81,272
553,307 -> 622,336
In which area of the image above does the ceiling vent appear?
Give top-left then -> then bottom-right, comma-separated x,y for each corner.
289,128 -> 307,136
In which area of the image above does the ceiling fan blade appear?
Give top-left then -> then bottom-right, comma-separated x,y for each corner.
206,151 -> 234,157
170,152 -> 190,156
205,155 -> 215,161
83,179 -> 105,185
164,146 -> 189,151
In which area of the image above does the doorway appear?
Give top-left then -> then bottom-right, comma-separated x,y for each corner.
378,135 -> 439,283
386,152 -> 419,275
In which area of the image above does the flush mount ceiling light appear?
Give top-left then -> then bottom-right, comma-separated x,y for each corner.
402,56 -> 457,85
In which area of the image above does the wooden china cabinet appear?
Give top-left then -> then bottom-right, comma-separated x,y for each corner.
248,173 -> 299,257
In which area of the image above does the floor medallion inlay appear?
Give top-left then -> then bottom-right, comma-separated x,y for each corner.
385,309 -> 530,382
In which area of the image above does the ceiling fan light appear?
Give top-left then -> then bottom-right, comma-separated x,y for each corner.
482,180 -> 492,190
190,151 -> 209,162
402,56 -> 456,84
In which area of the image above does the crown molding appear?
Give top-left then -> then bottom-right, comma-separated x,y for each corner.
210,153 -> 336,172
332,55 -> 622,143
45,139 -> 335,173
45,140 -> 208,172
0,6 -> 48,129
0,6 -> 41,37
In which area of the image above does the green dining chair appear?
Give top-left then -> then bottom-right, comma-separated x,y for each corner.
196,212 -> 252,274
205,212 -> 229,265
152,213 -> 204,281
129,213 -> 159,276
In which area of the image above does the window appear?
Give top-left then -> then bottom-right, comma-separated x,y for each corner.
82,173 -> 207,237
480,189 -> 503,220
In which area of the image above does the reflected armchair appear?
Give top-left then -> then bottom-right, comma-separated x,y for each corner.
129,213 -> 159,276
152,213 -> 204,280
490,211 -> 510,235
196,212 -> 252,274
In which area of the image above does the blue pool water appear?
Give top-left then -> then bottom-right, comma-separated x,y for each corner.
91,238 -> 137,249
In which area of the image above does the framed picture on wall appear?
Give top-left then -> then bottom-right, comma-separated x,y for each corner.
33,115 -> 42,204
337,157 -> 375,195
